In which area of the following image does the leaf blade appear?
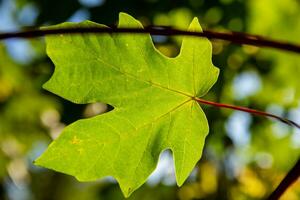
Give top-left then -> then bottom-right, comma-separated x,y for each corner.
36,12 -> 219,197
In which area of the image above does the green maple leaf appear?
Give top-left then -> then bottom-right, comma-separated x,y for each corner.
35,13 -> 219,197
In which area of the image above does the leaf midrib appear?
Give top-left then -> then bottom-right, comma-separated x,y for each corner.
51,35 -> 194,99
53,98 -> 193,183
96,56 -> 192,97
46,34 -> 199,186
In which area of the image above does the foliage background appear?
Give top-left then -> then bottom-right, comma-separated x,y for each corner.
0,0 -> 300,199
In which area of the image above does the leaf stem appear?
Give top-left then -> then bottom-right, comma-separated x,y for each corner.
0,26 -> 300,53
195,97 -> 300,200
194,97 -> 300,129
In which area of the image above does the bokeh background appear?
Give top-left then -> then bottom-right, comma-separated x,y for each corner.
1,0 -> 300,199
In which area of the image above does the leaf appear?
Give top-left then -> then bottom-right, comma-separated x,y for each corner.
35,12 -> 219,197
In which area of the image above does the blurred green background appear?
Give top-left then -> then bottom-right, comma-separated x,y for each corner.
0,0 -> 300,199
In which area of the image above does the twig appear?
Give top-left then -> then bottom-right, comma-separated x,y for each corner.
266,158 -> 300,200
0,26 -> 300,53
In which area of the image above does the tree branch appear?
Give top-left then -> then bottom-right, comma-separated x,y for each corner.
1,25 -> 300,200
266,158 -> 300,200
0,26 -> 300,53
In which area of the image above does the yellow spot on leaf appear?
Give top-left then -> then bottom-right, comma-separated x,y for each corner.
71,136 -> 81,145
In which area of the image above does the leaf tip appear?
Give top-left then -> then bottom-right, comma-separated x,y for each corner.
176,179 -> 185,187
33,155 -> 45,168
119,12 -> 131,19
42,81 -> 50,91
188,17 -> 203,32
175,172 -> 188,187
118,12 -> 134,23
118,12 -> 143,28
42,78 -> 57,94
119,184 -> 135,198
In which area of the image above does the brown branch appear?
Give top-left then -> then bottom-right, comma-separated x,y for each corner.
194,97 -> 300,129
266,158 -> 300,200
0,26 -> 300,53
1,25 -> 300,200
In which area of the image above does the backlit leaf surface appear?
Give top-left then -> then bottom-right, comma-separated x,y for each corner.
35,13 -> 219,197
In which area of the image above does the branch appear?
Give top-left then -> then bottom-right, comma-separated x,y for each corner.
195,97 -> 300,129
266,158 -> 300,200
1,25 -> 300,199
0,26 -> 300,53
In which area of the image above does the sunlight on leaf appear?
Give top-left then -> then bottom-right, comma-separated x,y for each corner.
35,12 -> 219,197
